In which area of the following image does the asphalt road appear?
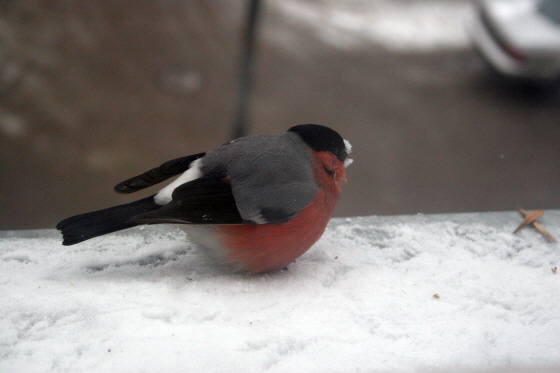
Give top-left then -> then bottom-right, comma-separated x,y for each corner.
1,1 -> 559,229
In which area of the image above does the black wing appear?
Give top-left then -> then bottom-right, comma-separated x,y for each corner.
127,174 -> 246,225
114,152 -> 205,194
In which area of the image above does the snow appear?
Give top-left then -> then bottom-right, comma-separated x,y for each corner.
268,0 -> 474,51
344,139 -> 353,167
1,211 -> 560,372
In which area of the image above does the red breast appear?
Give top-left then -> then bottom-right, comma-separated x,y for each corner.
218,150 -> 346,273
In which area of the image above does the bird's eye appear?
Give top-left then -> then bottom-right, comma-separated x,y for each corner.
323,165 -> 334,176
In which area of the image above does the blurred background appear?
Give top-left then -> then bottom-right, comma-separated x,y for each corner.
1,0 -> 559,230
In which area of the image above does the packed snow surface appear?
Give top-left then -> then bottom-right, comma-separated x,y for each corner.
269,0 -> 473,51
1,211 -> 560,372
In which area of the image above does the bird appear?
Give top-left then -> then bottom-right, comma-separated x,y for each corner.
56,124 -> 352,273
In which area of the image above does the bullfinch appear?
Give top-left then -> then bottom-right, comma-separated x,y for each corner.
57,124 -> 352,273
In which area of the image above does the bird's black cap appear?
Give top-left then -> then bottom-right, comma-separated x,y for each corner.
289,124 -> 348,163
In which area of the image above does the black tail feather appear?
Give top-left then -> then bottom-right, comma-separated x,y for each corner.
56,195 -> 161,245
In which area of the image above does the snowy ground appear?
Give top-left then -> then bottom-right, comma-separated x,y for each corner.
268,0 -> 474,51
1,211 -> 560,372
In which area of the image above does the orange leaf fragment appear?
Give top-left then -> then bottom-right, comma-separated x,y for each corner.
516,208 -> 557,242
514,209 -> 544,233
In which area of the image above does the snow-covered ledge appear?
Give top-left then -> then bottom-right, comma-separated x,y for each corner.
1,211 -> 559,372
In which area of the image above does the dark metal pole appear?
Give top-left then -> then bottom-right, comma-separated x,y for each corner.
231,0 -> 262,139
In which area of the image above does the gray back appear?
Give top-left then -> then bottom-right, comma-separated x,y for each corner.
201,132 -> 318,223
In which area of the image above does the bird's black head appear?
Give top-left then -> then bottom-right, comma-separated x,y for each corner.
289,124 -> 348,163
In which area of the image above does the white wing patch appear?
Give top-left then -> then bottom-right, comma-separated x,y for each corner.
154,158 -> 203,205
244,211 -> 268,225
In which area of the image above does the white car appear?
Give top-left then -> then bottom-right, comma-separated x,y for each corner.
469,0 -> 560,82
